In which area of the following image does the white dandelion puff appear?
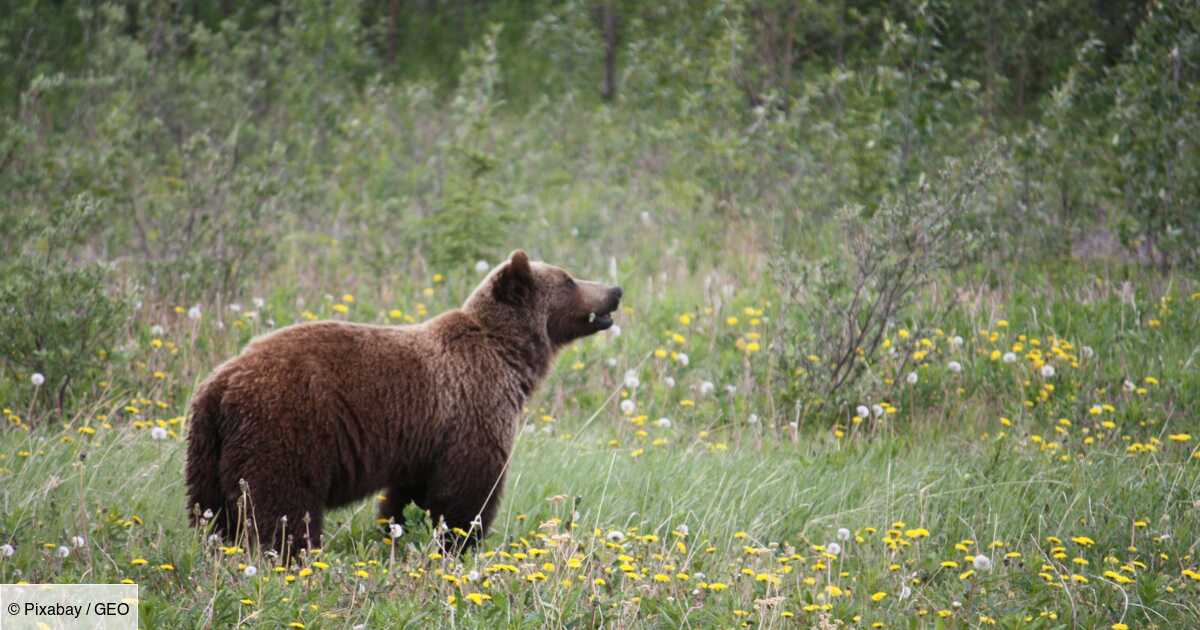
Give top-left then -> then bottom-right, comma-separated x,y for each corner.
654,417 -> 672,429
252,297 -> 265,309
948,361 -> 962,373
150,324 -> 165,336
747,413 -> 759,425
676,353 -> 689,367
31,373 -> 45,387
619,399 -> 636,415
609,324 -> 621,338
1040,364 -> 1055,378
973,554 -> 992,571
243,565 -> 257,577
906,371 -> 919,385
836,528 -> 851,542
150,426 -> 168,440
0,544 -> 13,557
56,546 -> 70,558
623,370 -> 640,389
899,585 -> 912,599
663,376 -> 676,388
856,405 -> 870,419
187,305 -> 202,320
826,542 -> 841,555
1002,352 -> 1017,364
389,523 -> 404,539
950,335 -> 964,347
70,536 -> 86,548
872,404 -> 884,418
475,260 -> 490,274
607,531 -> 626,543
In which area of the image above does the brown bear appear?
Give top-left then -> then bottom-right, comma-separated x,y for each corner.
185,250 -> 621,554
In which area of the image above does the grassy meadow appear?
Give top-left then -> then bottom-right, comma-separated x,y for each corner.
2,261 -> 1199,628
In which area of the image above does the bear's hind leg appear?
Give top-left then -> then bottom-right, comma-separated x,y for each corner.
222,458 -> 326,557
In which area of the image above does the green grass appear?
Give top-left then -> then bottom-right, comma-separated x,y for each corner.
2,264 -> 1199,628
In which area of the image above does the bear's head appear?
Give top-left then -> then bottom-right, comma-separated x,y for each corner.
465,250 -> 623,348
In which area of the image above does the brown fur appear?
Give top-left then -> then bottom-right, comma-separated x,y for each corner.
185,250 -> 621,553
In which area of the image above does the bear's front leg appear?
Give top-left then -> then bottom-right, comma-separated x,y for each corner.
423,450 -> 507,552
378,483 -> 423,532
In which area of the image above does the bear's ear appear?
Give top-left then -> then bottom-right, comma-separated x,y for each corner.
493,249 -> 534,305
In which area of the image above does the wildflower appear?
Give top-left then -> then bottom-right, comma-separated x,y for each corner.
699,381 -> 714,396
187,305 -> 202,320
856,405 -> 870,419
872,404 -> 884,417
948,361 -> 962,373
1112,624 -> 1129,630
1041,365 -> 1056,378
31,373 -> 45,386
150,324 -> 165,336
826,542 -> 841,555
70,536 -> 85,548
332,304 -> 349,314
56,546 -> 70,558
244,565 -> 257,577
609,324 -> 621,337
150,427 -> 168,440
664,376 -> 676,388
619,399 -> 635,415
747,413 -> 759,425
1081,346 -> 1094,359
676,353 -> 689,366
950,335 -> 964,347
655,417 -> 672,429
871,591 -> 888,602
899,585 -> 912,599
837,528 -> 851,542
1167,433 -> 1192,442
1002,352 -> 1017,364
389,523 -> 404,538
607,531 -> 626,543
475,260 -> 490,273
973,554 -> 992,571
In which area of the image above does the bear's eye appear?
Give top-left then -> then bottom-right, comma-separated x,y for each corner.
562,276 -> 576,289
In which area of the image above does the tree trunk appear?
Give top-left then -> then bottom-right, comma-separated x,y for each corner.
601,1 -> 618,101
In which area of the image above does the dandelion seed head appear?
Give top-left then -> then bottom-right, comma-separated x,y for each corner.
826,542 -> 842,555
654,417 -> 672,429
699,381 -> 715,396
837,528 -> 851,542
948,361 -> 963,373
623,370 -> 640,389
856,405 -> 870,419
973,554 -> 992,571
389,523 -> 404,539
906,371 -> 919,385
1002,352 -> 1017,364
150,426 -> 168,440
475,260 -> 491,273
0,544 -> 13,557
56,546 -> 69,558
187,305 -> 202,320
31,373 -> 45,387
243,565 -> 257,577
619,399 -> 636,415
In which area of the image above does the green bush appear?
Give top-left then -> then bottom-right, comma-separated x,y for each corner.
0,198 -> 128,421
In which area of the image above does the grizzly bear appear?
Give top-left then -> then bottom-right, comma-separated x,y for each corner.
185,250 -> 621,553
